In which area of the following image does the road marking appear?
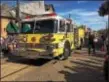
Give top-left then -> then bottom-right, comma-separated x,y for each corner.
1,59 -> 56,81
1,63 -> 29,79
1,50 -> 105,81
1,66 -> 36,81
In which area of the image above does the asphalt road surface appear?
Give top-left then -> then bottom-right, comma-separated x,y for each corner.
1,49 -> 106,82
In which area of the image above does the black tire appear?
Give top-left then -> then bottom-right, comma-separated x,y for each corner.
79,45 -> 82,50
58,42 -> 71,60
76,45 -> 82,50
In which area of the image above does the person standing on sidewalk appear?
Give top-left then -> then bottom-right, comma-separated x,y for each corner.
105,37 -> 109,55
101,34 -> 106,51
88,32 -> 96,55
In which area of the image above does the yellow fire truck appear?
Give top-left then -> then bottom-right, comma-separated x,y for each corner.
13,13 -> 75,60
74,26 -> 85,49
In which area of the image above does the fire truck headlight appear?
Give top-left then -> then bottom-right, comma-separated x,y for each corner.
58,42 -> 64,48
23,37 -> 27,42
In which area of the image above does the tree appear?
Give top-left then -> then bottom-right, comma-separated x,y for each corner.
98,1 -> 109,16
98,1 -> 109,55
78,25 -> 86,29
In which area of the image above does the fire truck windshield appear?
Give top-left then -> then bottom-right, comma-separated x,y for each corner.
21,20 -> 57,34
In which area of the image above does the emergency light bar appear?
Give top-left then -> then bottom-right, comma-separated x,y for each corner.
25,13 -> 57,19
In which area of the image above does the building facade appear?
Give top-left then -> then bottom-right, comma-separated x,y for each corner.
1,4 -> 16,38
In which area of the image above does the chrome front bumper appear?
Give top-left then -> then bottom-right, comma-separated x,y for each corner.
12,48 -> 54,59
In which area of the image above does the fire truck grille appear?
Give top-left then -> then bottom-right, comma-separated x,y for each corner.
17,43 -> 46,49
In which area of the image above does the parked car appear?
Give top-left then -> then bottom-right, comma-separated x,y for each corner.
104,54 -> 109,82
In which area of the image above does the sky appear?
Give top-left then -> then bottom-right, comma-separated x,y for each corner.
1,0 -> 108,31
45,1 -> 108,30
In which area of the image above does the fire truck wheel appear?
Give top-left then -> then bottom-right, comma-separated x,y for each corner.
79,45 -> 82,50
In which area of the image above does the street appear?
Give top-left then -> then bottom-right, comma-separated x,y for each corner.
1,1 -> 109,82
1,49 -> 106,82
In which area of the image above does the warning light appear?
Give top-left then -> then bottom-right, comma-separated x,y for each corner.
31,37 -> 36,42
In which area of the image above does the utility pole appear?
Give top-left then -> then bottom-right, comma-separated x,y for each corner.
16,0 -> 20,33
69,14 -> 71,19
69,14 -> 72,29
68,14 -> 72,24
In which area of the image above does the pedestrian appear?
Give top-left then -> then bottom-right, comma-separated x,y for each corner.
80,38 -> 84,49
101,35 -> 106,51
105,37 -> 109,55
88,32 -> 96,55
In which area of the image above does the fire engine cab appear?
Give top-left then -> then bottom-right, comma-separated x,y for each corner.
13,13 -> 75,60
